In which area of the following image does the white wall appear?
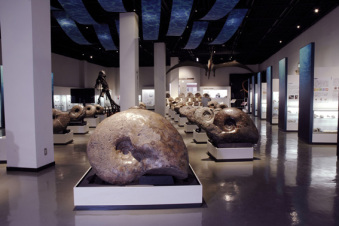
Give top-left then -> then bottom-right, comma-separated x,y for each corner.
259,6 -> 339,77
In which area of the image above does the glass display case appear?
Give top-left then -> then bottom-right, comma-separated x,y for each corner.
272,91 -> 279,124
261,83 -> 267,119
312,109 -> 338,143
286,75 -> 299,131
200,86 -> 231,107
142,88 -> 155,110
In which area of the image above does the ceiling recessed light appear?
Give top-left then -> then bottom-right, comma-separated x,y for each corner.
86,27 -> 89,29
297,25 -> 300,29
279,40 -> 282,43
90,56 -> 93,59
196,57 -> 199,62
314,8 -> 319,13
82,53 -> 84,56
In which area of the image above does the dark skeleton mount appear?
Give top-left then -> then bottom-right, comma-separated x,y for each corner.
166,52 -> 255,79
95,70 -> 120,114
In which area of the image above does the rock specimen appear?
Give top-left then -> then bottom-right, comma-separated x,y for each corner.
85,104 -> 96,117
129,102 -> 147,110
52,109 -> 70,134
197,107 -> 259,145
94,104 -> 104,115
194,107 -> 215,128
208,100 -> 219,108
87,109 -> 189,185
69,105 -> 86,121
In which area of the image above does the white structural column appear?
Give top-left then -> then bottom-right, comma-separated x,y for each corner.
0,0 -> 54,169
169,57 -> 179,98
154,43 -> 166,116
119,13 -> 139,110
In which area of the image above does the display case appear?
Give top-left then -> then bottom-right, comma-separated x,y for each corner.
312,109 -> 338,143
271,78 -> 279,124
255,84 -> 258,116
261,83 -> 267,119
200,86 -> 231,108
272,91 -> 279,124
141,88 -> 155,110
286,75 -> 299,131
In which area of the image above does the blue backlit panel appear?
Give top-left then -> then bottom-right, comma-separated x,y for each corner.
53,11 -> 91,45
93,24 -> 117,51
210,9 -> 247,45
201,0 -> 239,21
58,0 -> 97,25
97,0 -> 126,12
183,21 -> 209,49
142,0 -> 161,40
115,20 -> 120,35
167,0 -> 193,36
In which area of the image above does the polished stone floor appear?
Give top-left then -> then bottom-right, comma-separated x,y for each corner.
0,116 -> 339,226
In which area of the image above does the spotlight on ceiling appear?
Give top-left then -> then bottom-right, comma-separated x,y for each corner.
314,8 -> 319,13
297,25 -> 300,29
279,40 -> 282,43
196,57 -> 199,62
90,56 -> 93,59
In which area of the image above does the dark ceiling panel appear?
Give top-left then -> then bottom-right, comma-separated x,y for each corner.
50,0 -> 339,67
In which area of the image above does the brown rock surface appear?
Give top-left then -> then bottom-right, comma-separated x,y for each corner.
52,109 -> 70,134
200,107 -> 259,145
69,105 -> 86,121
87,109 -> 189,185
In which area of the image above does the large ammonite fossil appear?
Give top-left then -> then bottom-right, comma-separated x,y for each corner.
186,92 -> 194,99
194,107 -> 215,128
85,104 -> 96,118
87,109 -> 189,185
195,93 -> 201,98
94,104 -> 104,115
52,109 -> 70,134
180,106 -> 199,124
200,107 -> 259,146
129,102 -> 147,110
69,105 -> 86,121
208,100 -> 219,109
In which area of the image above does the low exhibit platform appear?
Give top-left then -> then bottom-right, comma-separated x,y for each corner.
73,165 -> 203,210
178,116 -> 188,127
184,123 -> 198,133
207,141 -> 253,161
53,131 -> 73,144
84,117 -> 100,128
193,130 -> 208,143
312,132 -> 337,143
67,124 -> 89,134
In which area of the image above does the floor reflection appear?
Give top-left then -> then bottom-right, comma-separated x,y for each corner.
0,118 -> 338,226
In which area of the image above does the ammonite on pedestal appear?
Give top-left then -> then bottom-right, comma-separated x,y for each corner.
87,109 -> 189,185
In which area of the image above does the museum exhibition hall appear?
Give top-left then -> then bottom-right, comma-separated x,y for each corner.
1,0 -> 339,225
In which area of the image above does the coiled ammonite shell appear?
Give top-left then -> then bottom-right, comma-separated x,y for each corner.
87,109 -> 189,185
94,104 -> 104,115
208,100 -> 219,109
187,92 -> 194,98
194,107 -> 215,128
200,107 -> 259,145
52,109 -> 70,134
85,104 -> 96,118
217,103 -> 228,109
69,105 -> 86,121
195,93 -> 201,98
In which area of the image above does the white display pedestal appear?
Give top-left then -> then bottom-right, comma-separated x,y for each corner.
312,132 -> 337,143
174,114 -> 179,122
193,130 -> 208,143
170,109 -> 175,119
53,131 -> 73,144
184,123 -> 198,133
84,117 -> 100,128
178,117 -> 188,127
207,141 -> 253,161
67,124 -> 89,134
165,106 -> 169,115
97,114 -> 107,122
73,165 -> 202,210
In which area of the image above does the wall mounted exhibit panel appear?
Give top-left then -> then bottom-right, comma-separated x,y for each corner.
298,43 -> 314,143
257,72 -> 262,118
248,78 -> 251,114
287,75 -> 299,131
261,83 -> 267,119
266,66 -> 272,123
272,79 -> 279,125
0,66 -> 4,129
278,58 -> 287,131
312,66 -> 339,143
251,75 -> 256,116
